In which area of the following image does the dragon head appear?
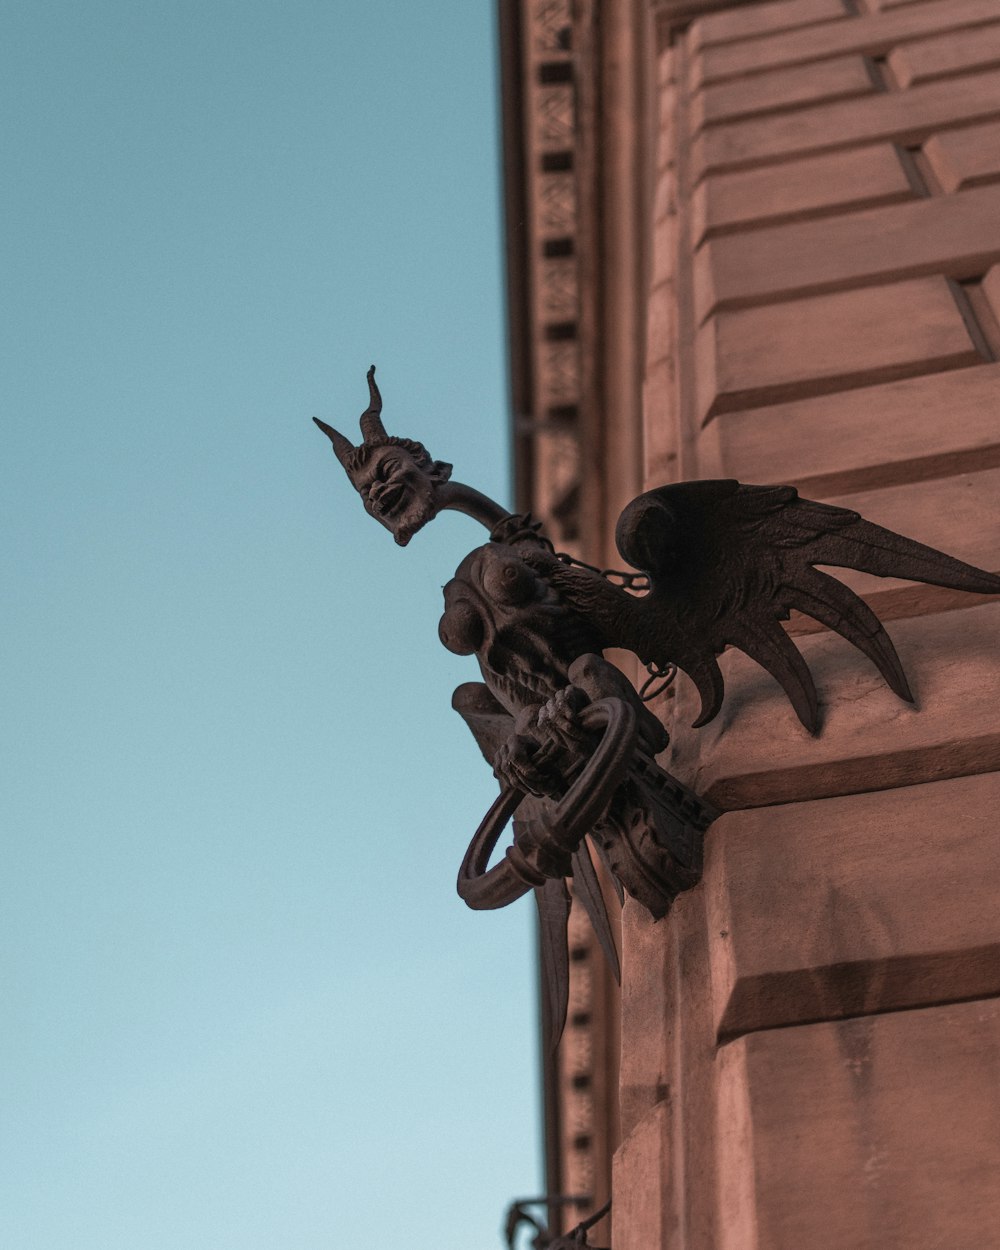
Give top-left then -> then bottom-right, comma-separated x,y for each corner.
438,541 -> 606,715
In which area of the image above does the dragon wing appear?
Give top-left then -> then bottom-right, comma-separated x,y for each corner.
613,480 -> 1000,734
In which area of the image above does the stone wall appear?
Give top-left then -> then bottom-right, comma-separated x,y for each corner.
618,0 -> 1000,1245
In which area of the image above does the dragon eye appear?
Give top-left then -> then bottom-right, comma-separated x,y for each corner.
483,557 -> 535,606
438,600 -> 484,656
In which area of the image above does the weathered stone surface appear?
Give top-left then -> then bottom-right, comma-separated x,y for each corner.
668,601 -> 1000,811
618,898 -> 674,1141
734,1000 -> 1000,1248
619,885 -> 725,1247
643,357 -> 680,486
695,275 -> 981,421
697,361 -> 1000,496
890,22 -> 1000,87
692,55 -> 876,131
652,211 -> 676,291
689,0 -> 848,50
980,261 -> 1000,323
647,279 -> 673,368
714,1042 -> 758,1250
692,68 -> 1000,176
611,1101 -> 674,1250
633,2 -> 1000,1241
923,119 -> 1000,192
694,182 -> 1000,320
705,773 -> 1000,1041
693,0 -> 1000,85
692,144 -> 914,243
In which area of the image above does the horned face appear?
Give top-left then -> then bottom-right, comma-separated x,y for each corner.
349,439 -> 445,545
314,366 -> 452,546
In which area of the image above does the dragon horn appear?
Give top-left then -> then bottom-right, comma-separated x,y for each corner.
359,364 -> 387,443
312,417 -> 356,467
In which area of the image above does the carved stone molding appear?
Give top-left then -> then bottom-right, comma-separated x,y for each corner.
518,0 -> 584,543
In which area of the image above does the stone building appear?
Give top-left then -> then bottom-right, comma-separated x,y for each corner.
498,0 -> 1000,1245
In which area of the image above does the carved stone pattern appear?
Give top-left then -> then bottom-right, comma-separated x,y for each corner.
539,174 -> 577,235
541,341 -> 581,405
533,0 -> 572,53
524,0 -> 583,537
561,900 -> 598,1208
537,430 -> 582,501
538,86 -> 574,148
541,259 -> 578,320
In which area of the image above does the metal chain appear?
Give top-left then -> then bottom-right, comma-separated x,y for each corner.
555,554 -> 673,702
556,551 -> 649,592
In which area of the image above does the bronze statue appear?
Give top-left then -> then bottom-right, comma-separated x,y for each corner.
315,367 -> 1000,1040
504,1196 -> 611,1249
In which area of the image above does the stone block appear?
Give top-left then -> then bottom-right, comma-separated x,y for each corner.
618,899 -> 675,1141
694,0 -> 1000,86
733,1000 -> 1000,1248
691,55 -> 876,131
643,357 -> 680,486
695,275 -> 981,422
923,119 -> 1000,192
692,144 -> 914,244
647,279 -> 674,367
889,22 -> 1000,87
705,773 -> 1000,1040
667,601 -> 1000,810
653,160 -> 674,221
714,1042 -> 757,1250
612,1101 -> 674,1250
659,75 -> 677,157
692,67 -> 1000,176
696,361 -> 1000,496
694,181 -> 1000,320
658,45 -> 675,89
652,212 -> 676,290
979,261 -> 1000,323
689,0 -> 847,50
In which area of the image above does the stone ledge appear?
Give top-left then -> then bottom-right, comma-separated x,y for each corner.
692,0 -> 1000,87
686,0 -> 847,50
692,143 -> 914,244
693,182 -> 1000,322
696,361 -> 1000,496
695,274 -> 982,422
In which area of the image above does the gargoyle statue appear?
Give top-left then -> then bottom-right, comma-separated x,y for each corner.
315,367 -> 1000,1041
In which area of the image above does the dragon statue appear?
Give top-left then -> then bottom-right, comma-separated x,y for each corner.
315,367 -> 1000,1041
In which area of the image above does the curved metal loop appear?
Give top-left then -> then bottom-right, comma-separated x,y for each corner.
639,661 -> 677,703
457,696 -> 638,911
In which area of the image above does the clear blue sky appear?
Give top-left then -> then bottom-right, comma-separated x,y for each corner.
1,3 -> 541,1247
